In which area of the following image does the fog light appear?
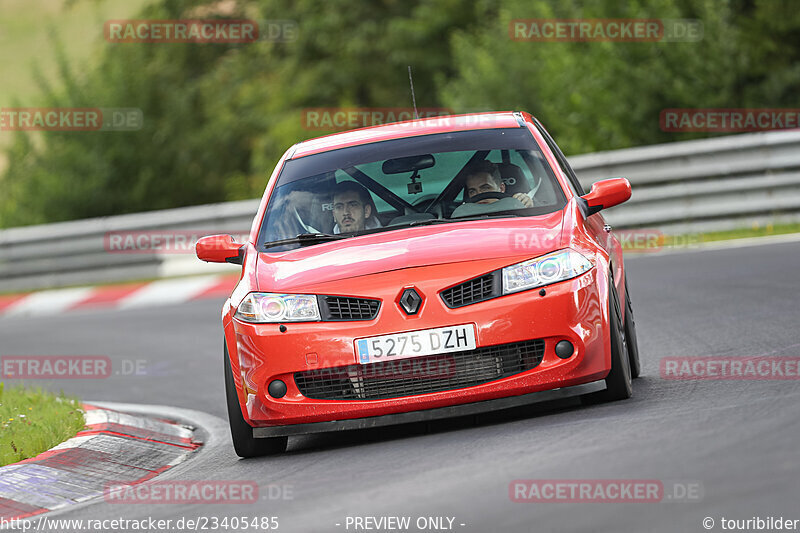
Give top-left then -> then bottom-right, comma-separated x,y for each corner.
268,380 -> 287,398
555,340 -> 574,359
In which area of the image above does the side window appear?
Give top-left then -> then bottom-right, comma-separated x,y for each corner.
534,120 -> 585,195
517,150 -> 562,206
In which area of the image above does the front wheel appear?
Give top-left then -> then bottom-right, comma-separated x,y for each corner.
582,282 -> 633,404
224,343 -> 288,458
623,277 -> 641,379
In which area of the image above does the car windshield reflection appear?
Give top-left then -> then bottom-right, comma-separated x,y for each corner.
259,129 -> 567,251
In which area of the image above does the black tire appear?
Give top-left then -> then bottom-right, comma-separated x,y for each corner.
582,282 -> 633,404
224,343 -> 288,458
623,277 -> 641,379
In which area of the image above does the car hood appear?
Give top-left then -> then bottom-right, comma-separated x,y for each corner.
256,211 -> 565,291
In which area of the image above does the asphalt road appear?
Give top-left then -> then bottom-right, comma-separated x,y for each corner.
1,240 -> 799,533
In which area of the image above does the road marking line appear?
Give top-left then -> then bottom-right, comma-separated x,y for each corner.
3,287 -> 95,317
117,275 -> 222,309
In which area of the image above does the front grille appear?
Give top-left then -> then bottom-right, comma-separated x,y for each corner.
294,339 -> 545,400
441,272 -> 500,308
320,296 -> 380,321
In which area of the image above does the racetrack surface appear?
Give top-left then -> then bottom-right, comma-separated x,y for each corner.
1,240 -> 798,532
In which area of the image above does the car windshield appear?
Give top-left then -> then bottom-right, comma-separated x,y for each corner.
259,128 -> 567,251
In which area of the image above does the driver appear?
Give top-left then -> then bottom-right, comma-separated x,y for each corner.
464,161 -> 534,207
332,181 -> 382,233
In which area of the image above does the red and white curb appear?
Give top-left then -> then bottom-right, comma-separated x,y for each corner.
0,405 -> 201,520
0,274 -> 238,319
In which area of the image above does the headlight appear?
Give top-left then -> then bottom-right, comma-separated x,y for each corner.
502,249 -> 592,294
235,293 -> 320,323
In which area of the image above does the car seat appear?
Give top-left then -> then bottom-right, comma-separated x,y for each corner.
496,162 -> 531,195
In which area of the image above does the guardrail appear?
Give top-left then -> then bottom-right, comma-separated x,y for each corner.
570,129 -> 800,233
0,201 -> 256,292
2,129 -> 799,292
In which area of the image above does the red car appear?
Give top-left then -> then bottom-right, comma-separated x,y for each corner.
197,112 -> 640,458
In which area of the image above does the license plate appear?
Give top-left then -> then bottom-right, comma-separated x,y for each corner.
355,324 -> 477,364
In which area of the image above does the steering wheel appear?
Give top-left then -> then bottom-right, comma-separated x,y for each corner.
466,191 -> 510,203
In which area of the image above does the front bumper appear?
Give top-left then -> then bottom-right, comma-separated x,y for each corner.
225,261 -> 611,428
253,379 -> 605,437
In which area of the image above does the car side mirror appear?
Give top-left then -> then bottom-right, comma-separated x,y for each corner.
196,234 -> 245,265
580,178 -> 631,216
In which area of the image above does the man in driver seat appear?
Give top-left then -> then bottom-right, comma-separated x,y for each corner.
464,161 -> 534,207
332,181 -> 382,233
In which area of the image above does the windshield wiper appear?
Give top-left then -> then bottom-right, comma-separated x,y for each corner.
265,214 -> 525,246
386,213 -> 521,230
442,213 -> 521,222
263,233 -> 349,248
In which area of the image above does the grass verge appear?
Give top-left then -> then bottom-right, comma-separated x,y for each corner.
619,222 -> 800,253
678,222 -> 800,244
0,383 -> 85,466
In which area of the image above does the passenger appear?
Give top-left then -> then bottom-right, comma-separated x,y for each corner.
464,161 -> 533,207
332,181 -> 382,233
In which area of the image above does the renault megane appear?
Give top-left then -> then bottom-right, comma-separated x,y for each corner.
196,111 -> 640,457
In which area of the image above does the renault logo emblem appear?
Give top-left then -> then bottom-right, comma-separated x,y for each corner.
398,288 -> 423,315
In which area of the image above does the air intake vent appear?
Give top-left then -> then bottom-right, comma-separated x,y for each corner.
295,339 -> 545,400
440,272 -> 500,308
320,296 -> 380,321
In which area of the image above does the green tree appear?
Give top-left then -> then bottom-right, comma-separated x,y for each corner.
1,0 -> 492,227
3,0 -> 800,227
441,0 -> 754,154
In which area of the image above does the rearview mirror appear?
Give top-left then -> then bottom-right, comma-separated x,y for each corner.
196,234 -> 244,265
580,178 -> 631,216
382,154 -> 435,174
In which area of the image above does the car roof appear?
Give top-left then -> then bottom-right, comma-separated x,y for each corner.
290,112 -> 525,159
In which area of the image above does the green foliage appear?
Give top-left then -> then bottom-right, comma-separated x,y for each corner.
2,0 -> 800,227
442,0 -> 800,154
0,384 -> 85,466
